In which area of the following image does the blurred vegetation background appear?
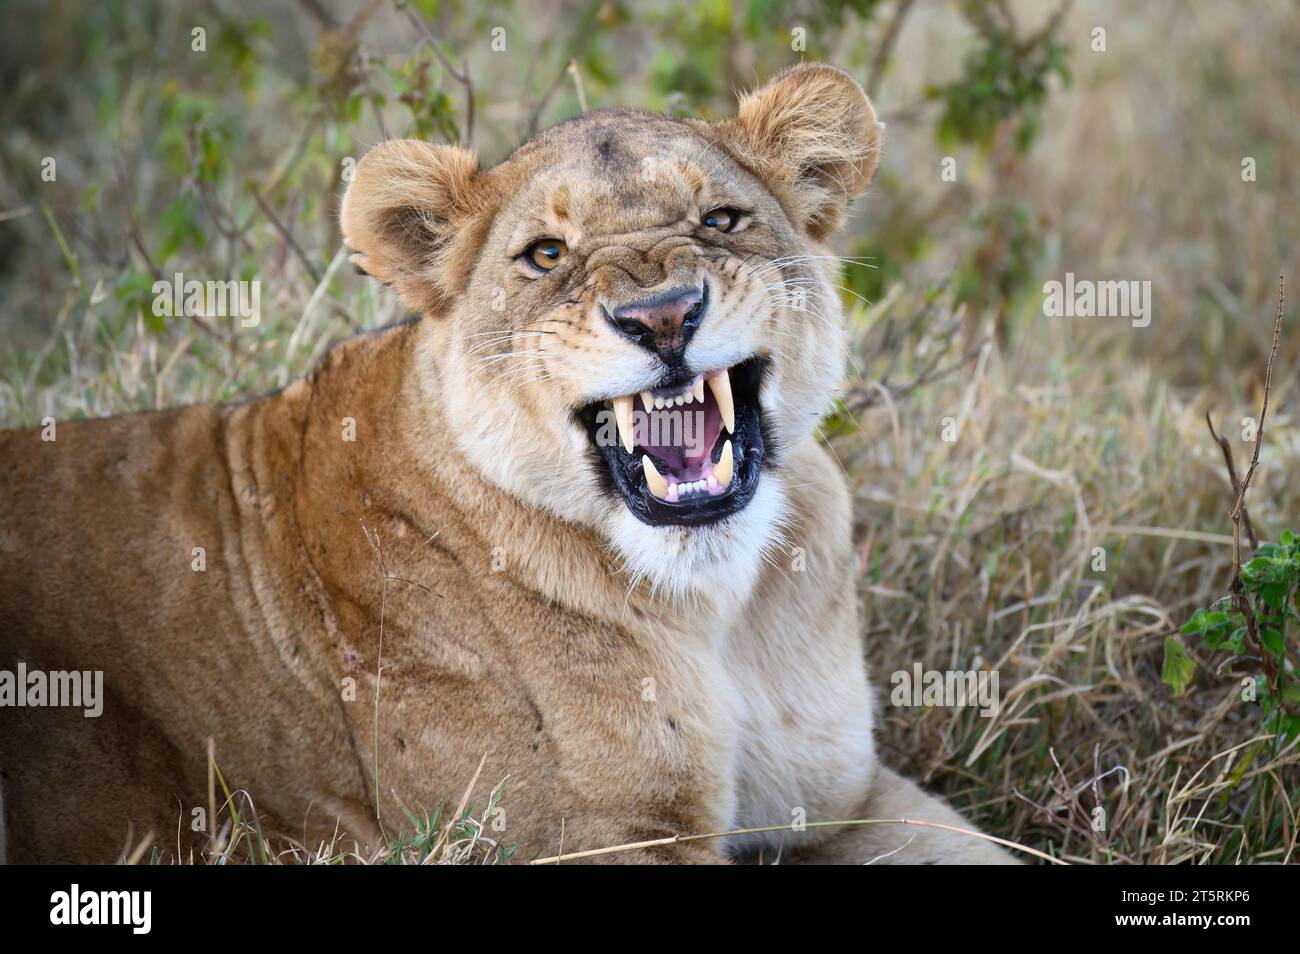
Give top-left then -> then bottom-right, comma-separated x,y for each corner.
1,0 -> 1296,863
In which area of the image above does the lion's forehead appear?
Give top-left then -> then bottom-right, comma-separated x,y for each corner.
493,112 -> 759,242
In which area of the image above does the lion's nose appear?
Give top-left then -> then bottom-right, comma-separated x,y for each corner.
606,285 -> 705,364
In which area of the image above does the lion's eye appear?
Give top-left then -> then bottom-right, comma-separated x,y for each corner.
526,239 -> 568,271
702,208 -> 739,233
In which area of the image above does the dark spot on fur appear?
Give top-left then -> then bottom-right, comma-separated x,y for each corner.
595,133 -> 634,173
526,693 -> 545,751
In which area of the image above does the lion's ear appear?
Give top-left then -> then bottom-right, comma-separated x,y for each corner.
340,140 -> 494,314
711,64 -> 882,241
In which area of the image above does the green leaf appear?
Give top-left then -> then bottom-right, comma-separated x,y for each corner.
158,194 -> 207,262
1268,709 -> 1300,744
1162,635 -> 1196,698
1260,581 -> 1290,611
1180,608 -> 1210,635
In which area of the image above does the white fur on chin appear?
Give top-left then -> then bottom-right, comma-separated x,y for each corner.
607,472 -> 790,614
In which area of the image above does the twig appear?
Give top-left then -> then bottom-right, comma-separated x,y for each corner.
247,113 -> 322,222
1227,276 -> 1285,691
252,187 -> 322,284
344,0 -> 384,39
295,0 -> 338,30
1232,277 -> 1283,524
402,7 -> 475,145
524,0 -> 603,138
567,59 -> 588,112
1018,0 -> 1075,56
356,54 -> 392,142
866,0 -> 916,99
1204,412 -> 1257,548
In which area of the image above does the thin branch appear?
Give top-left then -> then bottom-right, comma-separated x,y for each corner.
524,0 -> 603,138
567,59 -> 588,113
1227,275 -> 1285,692
1232,276 -> 1283,524
252,187 -> 322,284
295,0 -> 338,30
1018,0 -> 1075,56
1204,411 -> 1257,549
402,7 -> 475,145
343,0 -> 384,39
866,0 -> 916,100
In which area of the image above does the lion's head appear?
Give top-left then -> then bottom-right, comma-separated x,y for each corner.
341,64 -> 880,601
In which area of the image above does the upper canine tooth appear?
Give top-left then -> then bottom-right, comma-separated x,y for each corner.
693,375 -> 705,403
715,439 -> 734,487
708,369 -> 735,433
642,455 -> 669,499
640,390 -> 655,413
611,395 -> 635,453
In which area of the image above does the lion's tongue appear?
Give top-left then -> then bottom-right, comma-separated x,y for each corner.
640,393 -> 722,482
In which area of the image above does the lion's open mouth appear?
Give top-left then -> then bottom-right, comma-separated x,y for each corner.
578,357 -> 768,526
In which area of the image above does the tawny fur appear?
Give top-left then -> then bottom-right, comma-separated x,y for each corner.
0,65 -> 1013,864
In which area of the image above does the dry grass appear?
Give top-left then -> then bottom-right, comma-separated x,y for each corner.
838,284 -> 1299,864
131,751 -> 512,865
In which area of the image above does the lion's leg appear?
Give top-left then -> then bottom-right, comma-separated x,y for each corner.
789,767 -> 1019,864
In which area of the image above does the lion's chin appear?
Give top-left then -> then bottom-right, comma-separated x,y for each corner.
577,356 -> 770,528
606,473 -> 788,607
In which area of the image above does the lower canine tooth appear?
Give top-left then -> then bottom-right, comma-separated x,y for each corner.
611,395 -> 635,452
643,455 -> 669,499
714,440 -> 734,487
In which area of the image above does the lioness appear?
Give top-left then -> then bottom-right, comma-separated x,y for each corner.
0,64 -> 1013,864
